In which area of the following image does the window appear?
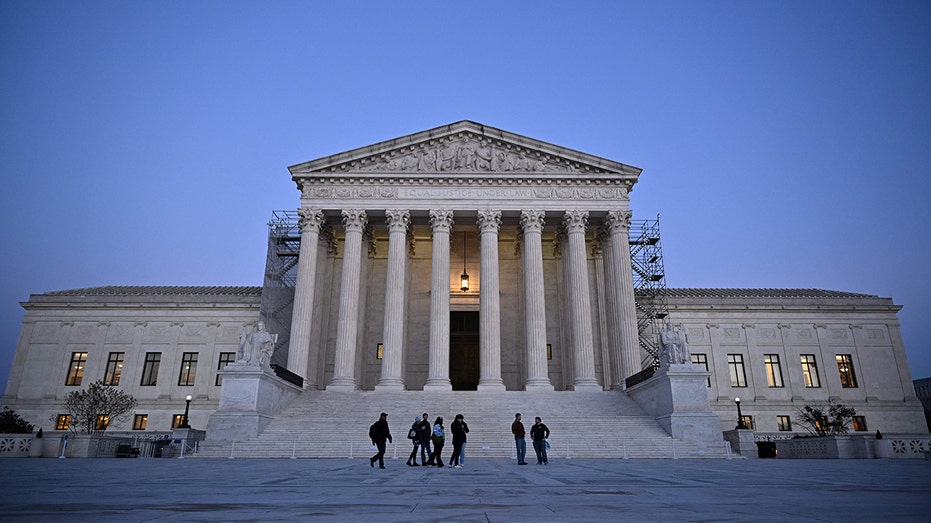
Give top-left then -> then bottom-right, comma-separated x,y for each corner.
836,354 -> 858,388
764,354 -> 784,388
66,352 -> 88,386
215,352 -> 236,386
178,352 -> 198,386
133,414 -> 148,431
691,353 -> 710,387
95,415 -> 109,431
727,354 -> 747,387
140,352 -> 161,386
852,416 -> 867,432
800,354 -> 821,388
777,415 -> 792,431
172,414 -> 185,429
55,414 -> 71,431
739,415 -> 754,430
104,352 -> 124,386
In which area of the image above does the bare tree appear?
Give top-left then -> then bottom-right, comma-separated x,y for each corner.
796,399 -> 856,436
53,380 -> 138,435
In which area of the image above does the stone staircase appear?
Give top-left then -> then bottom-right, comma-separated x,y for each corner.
195,390 -> 732,459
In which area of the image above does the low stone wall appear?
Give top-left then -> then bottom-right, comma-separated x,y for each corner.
0,434 -> 38,457
775,434 -> 931,459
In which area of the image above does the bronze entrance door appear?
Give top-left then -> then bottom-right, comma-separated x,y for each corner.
449,311 -> 479,390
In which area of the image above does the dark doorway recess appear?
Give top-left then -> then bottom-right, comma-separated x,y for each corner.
450,311 -> 479,390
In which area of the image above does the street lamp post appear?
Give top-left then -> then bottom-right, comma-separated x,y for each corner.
735,397 -> 748,430
180,395 -> 192,429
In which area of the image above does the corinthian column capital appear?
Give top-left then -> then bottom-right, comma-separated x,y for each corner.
298,208 -> 325,233
477,209 -> 502,233
519,210 -> 545,233
429,209 -> 454,233
562,210 -> 589,233
385,209 -> 411,232
341,209 -> 367,232
605,210 -> 633,233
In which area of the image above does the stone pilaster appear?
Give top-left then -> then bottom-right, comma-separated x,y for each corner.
477,209 -> 505,390
520,210 -> 553,390
287,208 -> 324,388
606,210 -> 640,387
376,209 -> 410,390
564,210 -> 600,391
328,209 -> 367,391
425,210 -> 454,390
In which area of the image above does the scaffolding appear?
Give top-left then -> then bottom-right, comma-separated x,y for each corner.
629,215 -> 669,370
260,210 -> 301,367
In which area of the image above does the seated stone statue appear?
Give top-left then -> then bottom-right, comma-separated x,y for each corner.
660,321 -> 691,366
237,321 -> 276,367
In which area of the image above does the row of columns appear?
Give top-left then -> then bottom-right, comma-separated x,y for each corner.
286,208 -> 640,391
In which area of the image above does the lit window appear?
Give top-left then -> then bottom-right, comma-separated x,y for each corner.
836,354 -> 858,388
95,415 -> 109,431
546,344 -> 553,361
104,352 -> 124,386
216,352 -> 235,386
140,352 -> 161,386
739,415 -> 754,430
172,414 -> 185,429
66,352 -> 88,386
764,354 -> 784,388
691,353 -> 710,387
178,352 -> 198,386
133,414 -> 147,431
727,354 -> 747,387
777,415 -> 792,431
852,416 -> 867,432
376,343 -> 384,360
800,354 -> 821,388
55,414 -> 71,431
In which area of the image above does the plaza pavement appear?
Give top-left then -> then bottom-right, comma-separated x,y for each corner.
1,456 -> 929,522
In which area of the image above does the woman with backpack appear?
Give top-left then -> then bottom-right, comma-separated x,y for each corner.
406,417 -> 421,466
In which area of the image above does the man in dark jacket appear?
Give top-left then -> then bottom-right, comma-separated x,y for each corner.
369,412 -> 392,469
512,413 -> 527,465
418,413 -> 432,465
530,416 -> 550,465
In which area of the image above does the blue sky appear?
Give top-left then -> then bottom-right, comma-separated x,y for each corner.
1,1 -> 929,392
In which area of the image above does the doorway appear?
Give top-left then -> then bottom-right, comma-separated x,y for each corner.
449,311 -> 479,390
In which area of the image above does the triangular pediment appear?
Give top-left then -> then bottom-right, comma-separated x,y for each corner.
289,120 -> 641,178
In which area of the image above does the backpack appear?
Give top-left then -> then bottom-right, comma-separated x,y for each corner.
408,427 -> 418,440
369,423 -> 377,440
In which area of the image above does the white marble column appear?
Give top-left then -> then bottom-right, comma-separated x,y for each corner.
564,210 -> 601,391
425,210 -> 453,390
606,210 -> 641,386
327,209 -> 367,391
376,209 -> 410,390
287,208 -> 324,388
477,210 -> 505,390
599,226 -> 622,390
520,210 -> 554,390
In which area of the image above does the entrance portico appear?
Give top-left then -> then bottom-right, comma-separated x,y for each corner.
283,121 -> 643,392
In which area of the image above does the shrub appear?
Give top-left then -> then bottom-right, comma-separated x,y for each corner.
0,406 -> 35,433
796,399 -> 856,436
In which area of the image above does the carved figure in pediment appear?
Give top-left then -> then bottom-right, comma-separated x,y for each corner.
417,149 -> 437,171
475,144 -> 493,169
457,145 -> 476,170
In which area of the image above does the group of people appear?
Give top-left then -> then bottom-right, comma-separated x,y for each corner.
511,412 -> 550,465
368,411 -> 551,469
401,412 -> 469,468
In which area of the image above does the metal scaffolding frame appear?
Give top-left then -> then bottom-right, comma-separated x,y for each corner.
260,210 -> 300,367
629,215 -> 669,370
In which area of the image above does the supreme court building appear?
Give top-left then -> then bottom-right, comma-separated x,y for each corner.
3,121 -> 926,457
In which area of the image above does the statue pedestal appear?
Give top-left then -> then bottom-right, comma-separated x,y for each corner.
626,363 -> 721,446
205,363 -> 302,442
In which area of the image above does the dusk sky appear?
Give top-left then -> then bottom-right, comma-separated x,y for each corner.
1,1 -> 929,393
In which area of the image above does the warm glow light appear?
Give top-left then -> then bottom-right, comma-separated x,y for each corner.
186,395 -> 192,401
460,272 -> 469,292
735,397 -> 740,404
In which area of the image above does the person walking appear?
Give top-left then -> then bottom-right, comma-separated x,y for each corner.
449,414 -> 469,468
512,413 -> 527,465
418,413 -> 432,465
369,412 -> 392,469
406,416 -> 421,466
530,416 -> 550,465
428,416 -> 445,467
